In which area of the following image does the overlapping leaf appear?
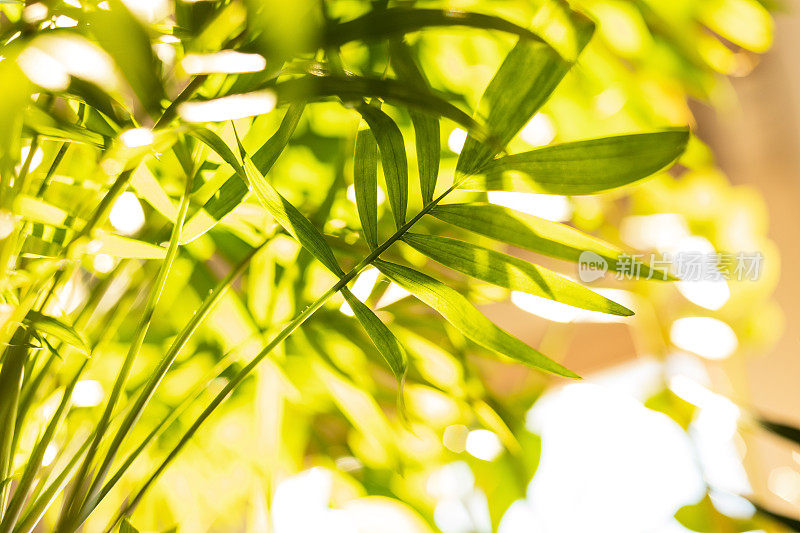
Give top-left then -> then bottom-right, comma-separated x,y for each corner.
357,104 -> 408,230
457,12 -> 594,175
390,40 -> 440,205
402,233 -> 632,316
374,259 -> 578,378
24,311 -> 90,356
231,128 -> 343,275
430,204 -> 669,280
341,287 -> 407,382
181,105 -> 303,242
353,124 -> 379,248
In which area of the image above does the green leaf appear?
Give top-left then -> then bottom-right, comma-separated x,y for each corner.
89,0 -> 165,115
131,163 -> 178,222
390,40 -> 440,205
430,204 -> 669,280
324,8 -> 547,48
457,14 -> 594,175
232,128 -> 343,275
24,106 -> 106,147
402,233 -> 633,316
461,129 -> 690,195
189,127 -> 245,177
93,233 -> 167,260
180,105 -> 303,243
252,103 -> 305,171
273,76 -> 487,143
353,123 -> 379,248
24,311 -> 91,356
357,104 -> 408,230
120,518 -> 141,533
374,259 -> 578,378
341,287 -> 407,381
13,195 -> 79,228
757,416 -> 800,447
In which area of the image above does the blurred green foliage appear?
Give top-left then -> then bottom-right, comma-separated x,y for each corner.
0,0 -> 785,532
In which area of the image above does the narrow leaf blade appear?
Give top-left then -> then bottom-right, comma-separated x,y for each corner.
430,203 -> 669,280
457,13 -> 594,175
357,104 -> 408,230
463,129 -> 690,195
390,41 -> 441,204
341,287 -> 407,381
353,124 -> 379,248
232,129 -> 343,275
374,259 -> 578,378
24,311 -> 90,355
403,233 -> 632,316
181,105 -> 303,243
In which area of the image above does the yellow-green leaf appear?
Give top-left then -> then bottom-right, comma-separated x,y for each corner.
462,129 -> 690,195
357,104 -> 408,230
353,123 -> 379,249
402,233 -> 632,316
430,203 -> 669,280
374,259 -> 578,378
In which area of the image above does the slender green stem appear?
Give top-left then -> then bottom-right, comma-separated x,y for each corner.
107,177 -> 464,527
57,167 -> 196,532
69,239 -> 269,528
0,329 -> 30,522
0,358 -> 88,533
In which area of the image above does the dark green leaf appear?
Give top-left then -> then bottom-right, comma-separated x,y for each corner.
24,311 -> 91,356
324,8 -> 547,48
457,13 -> 594,175
390,40 -> 440,204
357,104 -> 408,230
430,203 -> 669,280
402,233 -> 633,316
273,76 -> 488,144
462,129 -> 690,195
374,259 -> 578,378
353,124 -> 379,248
341,287 -> 407,381
758,416 -> 800,447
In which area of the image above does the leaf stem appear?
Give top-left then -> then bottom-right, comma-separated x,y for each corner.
107,176 -> 465,528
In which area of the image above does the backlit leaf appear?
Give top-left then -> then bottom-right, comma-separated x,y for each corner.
233,128 -> 343,275
341,287 -> 407,382
402,233 -> 633,316
353,124 -> 379,248
374,259 -> 578,378
24,311 -> 90,356
93,233 -> 167,260
430,204 -> 669,280
457,13 -> 594,175
181,105 -> 303,242
357,104 -> 408,230
390,41 -> 440,205
462,129 -> 690,195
